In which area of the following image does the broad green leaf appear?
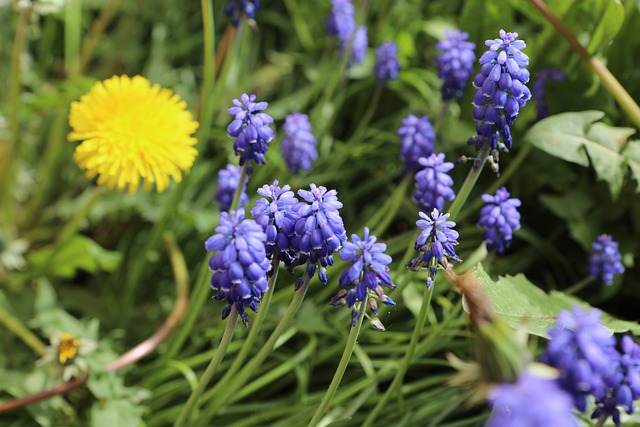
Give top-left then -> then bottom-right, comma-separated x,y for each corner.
584,0 -> 625,55
474,264 -> 640,338
525,111 -> 637,199
90,399 -> 145,427
622,140 -> 640,191
27,235 -> 122,279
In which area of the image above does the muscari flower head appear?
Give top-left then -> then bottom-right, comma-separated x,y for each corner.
477,186 -> 521,254
468,30 -> 531,175
588,234 -> 625,285
413,153 -> 456,213
224,0 -> 259,27
215,163 -> 249,212
406,209 -> 460,288
68,75 -> 199,194
227,93 -> 275,173
541,306 -> 620,413
398,114 -> 436,173
251,180 -> 300,266
487,372 -> 578,427
435,29 -> 476,102
326,0 -> 356,44
205,209 -> 271,327
374,41 -> 400,84
341,25 -> 368,67
335,227 -> 396,327
533,68 -> 566,121
290,184 -> 347,285
281,113 -> 318,175
592,335 -> 640,427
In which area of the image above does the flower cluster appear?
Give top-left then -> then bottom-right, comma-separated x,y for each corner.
487,372 -> 578,427
397,114 -> 436,173
68,75 -> 199,194
342,25 -> 368,67
435,30 -> 476,102
215,163 -> 249,212
477,187 -> 521,254
374,41 -> 400,84
290,184 -> 347,285
224,0 -> 259,27
468,30 -> 531,174
281,113 -> 318,175
227,93 -> 275,172
413,153 -> 456,213
406,209 -> 460,288
588,234 -> 625,285
335,228 -> 396,327
206,209 -> 271,327
542,307 -> 640,426
251,180 -> 300,265
326,0 -> 355,44
533,68 -> 566,120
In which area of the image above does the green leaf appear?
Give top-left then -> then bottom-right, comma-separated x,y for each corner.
474,264 -> 640,338
584,0 -> 625,55
90,399 -> 145,427
28,235 -> 122,279
525,111 -> 637,199
622,140 -> 640,191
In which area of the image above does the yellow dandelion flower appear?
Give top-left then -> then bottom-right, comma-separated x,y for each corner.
68,75 -> 199,193
57,332 -> 80,365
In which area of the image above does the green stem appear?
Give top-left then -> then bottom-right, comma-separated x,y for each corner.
0,305 -> 46,356
197,273 -> 311,423
230,163 -> 248,212
196,0 -> 216,151
594,414 -> 607,427
434,101 -> 449,135
0,8 -> 30,227
173,308 -> 238,427
350,83 -> 383,141
205,256 -> 280,400
530,0 -> 640,129
564,275 -> 594,295
371,173 -> 412,237
64,0 -> 81,78
447,145 -> 491,221
308,296 -> 368,427
79,0 -> 123,73
362,285 -> 435,427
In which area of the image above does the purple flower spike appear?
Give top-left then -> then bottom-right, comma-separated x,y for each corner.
435,29 -> 476,102
224,0 -> 259,27
251,180 -> 300,266
588,234 -> 625,285
398,114 -> 436,173
215,163 -> 249,212
413,153 -> 456,213
406,209 -> 460,288
341,25 -> 368,67
281,113 -> 317,175
227,93 -> 275,172
468,30 -> 531,175
337,227 -> 396,326
533,68 -> 566,120
290,184 -> 347,285
487,372 -> 577,427
206,209 -> 271,327
477,187 -> 521,254
374,41 -> 400,84
326,0 -> 355,44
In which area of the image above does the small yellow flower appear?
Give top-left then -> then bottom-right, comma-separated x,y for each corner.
57,332 -> 80,365
68,75 -> 199,193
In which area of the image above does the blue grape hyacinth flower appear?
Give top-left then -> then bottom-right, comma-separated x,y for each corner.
342,25 -> 368,67
398,114 -> 436,173
468,30 -> 531,175
374,41 -> 400,84
290,184 -> 347,286
326,0 -> 355,44
227,93 -> 275,172
541,306 -> 620,412
588,234 -> 625,285
251,180 -> 300,266
406,209 -> 460,288
224,0 -> 259,27
281,113 -> 317,175
435,29 -> 476,102
336,227 -> 396,327
215,163 -> 249,212
413,153 -> 456,213
533,68 -> 566,121
487,372 -> 577,427
477,187 -> 521,254
205,209 -> 271,328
